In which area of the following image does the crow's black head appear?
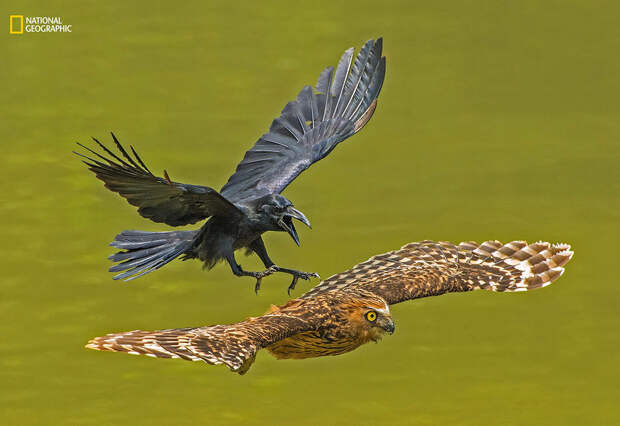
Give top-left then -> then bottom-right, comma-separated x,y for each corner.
257,194 -> 311,246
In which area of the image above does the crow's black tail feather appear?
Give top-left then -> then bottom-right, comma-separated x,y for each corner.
109,230 -> 198,281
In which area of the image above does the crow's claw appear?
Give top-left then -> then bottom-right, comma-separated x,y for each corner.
287,276 -> 299,296
286,270 -> 320,295
250,265 -> 279,294
296,271 -> 320,280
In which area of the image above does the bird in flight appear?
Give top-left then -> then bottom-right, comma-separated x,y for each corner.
86,239 -> 574,374
75,38 -> 386,293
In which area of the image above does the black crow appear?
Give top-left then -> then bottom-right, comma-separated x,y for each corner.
75,38 -> 386,293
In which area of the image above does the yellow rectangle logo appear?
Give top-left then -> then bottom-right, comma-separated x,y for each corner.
10,15 -> 23,34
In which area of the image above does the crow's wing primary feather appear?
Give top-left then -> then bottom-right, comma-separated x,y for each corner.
220,38 -> 386,203
75,134 -> 242,226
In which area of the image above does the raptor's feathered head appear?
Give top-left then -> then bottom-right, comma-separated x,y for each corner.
339,291 -> 395,342
267,291 -> 395,361
257,194 -> 311,246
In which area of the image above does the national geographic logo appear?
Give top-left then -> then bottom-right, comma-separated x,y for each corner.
9,15 -> 23,34
9,15 -> 72,34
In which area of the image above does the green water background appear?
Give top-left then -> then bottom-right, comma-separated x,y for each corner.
3,1 -> 619,424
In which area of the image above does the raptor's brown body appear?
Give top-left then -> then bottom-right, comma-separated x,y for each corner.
265,292 -> 389,359
86,240 -> 574,374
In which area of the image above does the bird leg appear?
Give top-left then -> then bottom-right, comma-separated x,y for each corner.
269,266 -> 321,295
226,253 -> 278,293
249,265 -> 279,294
249,238 -> 320,295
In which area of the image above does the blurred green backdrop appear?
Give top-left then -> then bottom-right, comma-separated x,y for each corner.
3,1 -> 619,425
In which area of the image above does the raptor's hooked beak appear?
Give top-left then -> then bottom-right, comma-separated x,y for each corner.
279,207 -> 311,246
382,319 -> 395,335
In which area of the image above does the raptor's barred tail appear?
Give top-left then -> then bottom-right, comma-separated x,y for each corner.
108,230 -> 198,281
452,240 -> 574,292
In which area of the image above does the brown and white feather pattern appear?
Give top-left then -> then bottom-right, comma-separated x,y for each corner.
86,311 -> 321,374
87,239 -> 573,373
302,240 -> 573,304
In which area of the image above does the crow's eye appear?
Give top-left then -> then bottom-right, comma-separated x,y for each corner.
365,311 -> 377,322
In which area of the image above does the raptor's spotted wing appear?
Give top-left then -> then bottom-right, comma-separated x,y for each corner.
220,38 -> 386,203
86,301 -> 324,374
75,134 -> 242,226
301,240 -> 574,305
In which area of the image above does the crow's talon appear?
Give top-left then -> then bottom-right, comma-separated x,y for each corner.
287,276 -> 300,296
243,266 -> 319,295
285,270 -> 320,295
297,271 -> 320,281
254,277 -> 262,294
247,266 -> 279,294
255,267 -> 278,279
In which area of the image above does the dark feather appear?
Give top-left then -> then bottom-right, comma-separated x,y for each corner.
75,135 -> 242,226
220,38 -> 386,204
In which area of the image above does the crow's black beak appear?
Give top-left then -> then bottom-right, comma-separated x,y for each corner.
279,207 -> 311,246
286,207 -> 311,229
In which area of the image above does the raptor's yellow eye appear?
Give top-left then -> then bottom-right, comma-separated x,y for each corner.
365,311 -> 377,322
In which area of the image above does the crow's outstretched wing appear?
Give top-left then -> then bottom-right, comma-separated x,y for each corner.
220,38 -> 386,203
301,240 -> 574,305
75,134 -> 242,226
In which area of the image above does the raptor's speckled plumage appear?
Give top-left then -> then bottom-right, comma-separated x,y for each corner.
86,239 -> 574,374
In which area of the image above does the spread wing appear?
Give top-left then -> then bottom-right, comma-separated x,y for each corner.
220,38 -> 386,203
86,300 -> 326,374
75,134 -> 242,226
301,240 -> 574,305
